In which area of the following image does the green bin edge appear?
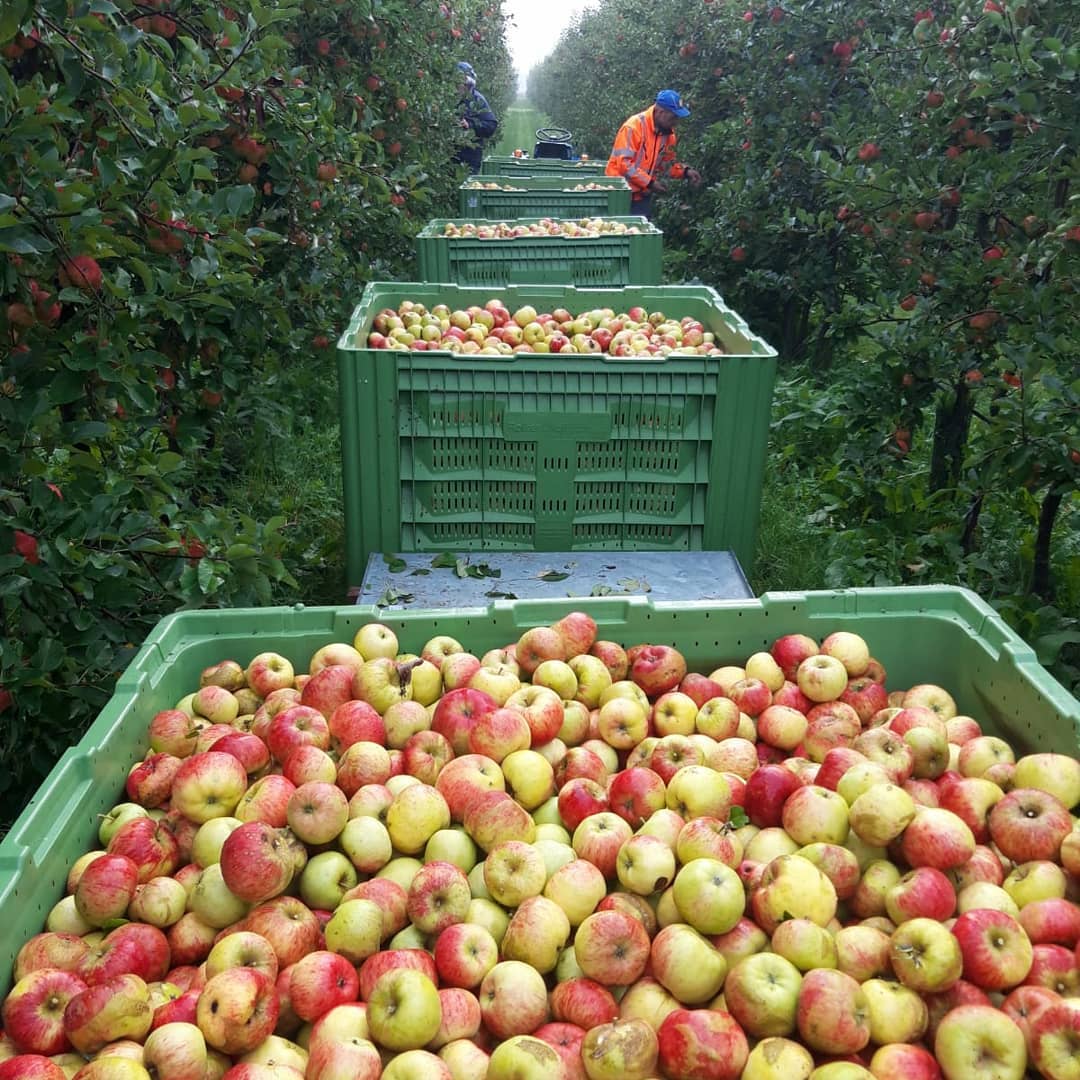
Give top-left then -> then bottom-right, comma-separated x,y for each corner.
459,174 -> 633,218
415,217 -> 663,286
2,586 -> 1077,998
336,282 -> 777,586
481,156 -> 607,175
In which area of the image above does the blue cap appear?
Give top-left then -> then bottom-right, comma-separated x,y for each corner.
655,90 -> 690,118
457,61 -> 476,78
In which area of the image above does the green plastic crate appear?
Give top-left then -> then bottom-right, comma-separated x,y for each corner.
337,282 -> 777,585
2,587 -> 1078,999
480,155 -> 607,176
460,175 -> 632,218
415,217 -> 663,286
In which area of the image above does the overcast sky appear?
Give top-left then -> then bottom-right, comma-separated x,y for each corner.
503,0 -> 598,92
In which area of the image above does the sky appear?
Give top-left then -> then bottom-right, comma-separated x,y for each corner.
503,0 -> 598,94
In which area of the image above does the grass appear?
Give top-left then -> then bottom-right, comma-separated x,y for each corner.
493,98 -> 551,156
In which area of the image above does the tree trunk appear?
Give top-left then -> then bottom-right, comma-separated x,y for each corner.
929,379 -> 974,492
961,491 -> 984,555
1031,490 -> 1063,600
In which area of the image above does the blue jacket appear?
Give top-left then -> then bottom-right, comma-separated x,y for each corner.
456,88 -> 498,171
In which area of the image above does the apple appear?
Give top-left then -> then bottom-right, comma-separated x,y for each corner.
650,923 -> 727,1005
950,907 -> 1034,994
606,767 -> 665,828
170,751 -> 248,823
467,707 -> 531,762
860,977 -> 928,1046
422,636 -> 464,670
366,968 -> 441,1052
106,816 -> 180,882
615,834 -> 676,896
900,806 -> 975,870
235,775 -> 295,827
192,684 -> 239,725
218,822 -> 295,904
989,787 -> 1072,863
665,764 -> 731,820
2,967 -> 88,1055
723,951 -> 801,1037
796,654 -> 848,702
847,782 -> 915,847
885,865 -> 957,923
73,854 -> 139,927
832,924 -> 891,982
751,854 -> 837,933
771,918 -> 838,972
934,1004 -> 1027,1080
580,1017 -> 658,1080
959,735 -> 1015,777
478,961 -> 549,1040
656,1007 -> 748,1080
574,910 -> 650,986
288,950 -> 360,1024
885,916 -> 964,996
670,857 -> 743,934
463,788 -> 535,851
432,688 -> 497,755
627,645 -> 686,696
487,1033 -> 565,1080
1012,752 -> 1080,808
516,626 -> 566,675
1019,897 -> 1080,947
300,664 -> 357,720
573,811 -> 632,878
141,1021 -> 208,1080
500,748 -> 554,809
354,622 -> 399,660
63,973 -> 153,1055
439,653 -> 482,692
78,921 -> 170,985
243,896 -> 322,969
501,896 -> 572,973
781,784 -> 849,846
386,782 -> 451,854
744,764 -> 802,827
795,968 -> 870,1055
544,858 -> 607,927
770,634 -> 819,679
590,640 -> 628,681
741,1036 -> 814,1079
867,1043 -> 941,1080
597,697 -> 648,750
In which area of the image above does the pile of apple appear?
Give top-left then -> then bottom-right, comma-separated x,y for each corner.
2,612 -> 1079,1080
440,219 -> 643,240
366,300 -> 724,357
567,183 -> 618,192
463,182 -> 527,191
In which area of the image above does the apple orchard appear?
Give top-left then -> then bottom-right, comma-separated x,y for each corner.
1,2 -> 1080,1077
2,612 -> 1080,1080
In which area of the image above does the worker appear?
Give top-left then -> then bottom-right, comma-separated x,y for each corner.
454,61 -> 499,174
606,90 -> 702,219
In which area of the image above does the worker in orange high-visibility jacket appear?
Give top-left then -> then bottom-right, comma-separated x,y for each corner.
606,90 -> 702,220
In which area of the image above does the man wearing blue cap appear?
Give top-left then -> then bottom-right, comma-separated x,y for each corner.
606,90 -> 702,219
454,61 -> 499,173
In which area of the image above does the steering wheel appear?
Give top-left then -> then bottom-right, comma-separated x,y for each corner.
535,126 -> 573,144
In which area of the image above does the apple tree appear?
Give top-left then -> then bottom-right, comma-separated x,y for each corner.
0,0 -> 513,825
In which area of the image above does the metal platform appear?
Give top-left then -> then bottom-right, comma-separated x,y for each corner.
355,551 -> 753,610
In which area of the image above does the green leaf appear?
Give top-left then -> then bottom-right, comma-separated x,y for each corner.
0,0 -> 31,44
383,554 -> 407,573
728,806 -> 749,829
430,552 -> 458,569
538,570 -> 570,582
376,587 -> 414,607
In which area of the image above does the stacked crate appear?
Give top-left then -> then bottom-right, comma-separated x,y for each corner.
336,158 -> 779,589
